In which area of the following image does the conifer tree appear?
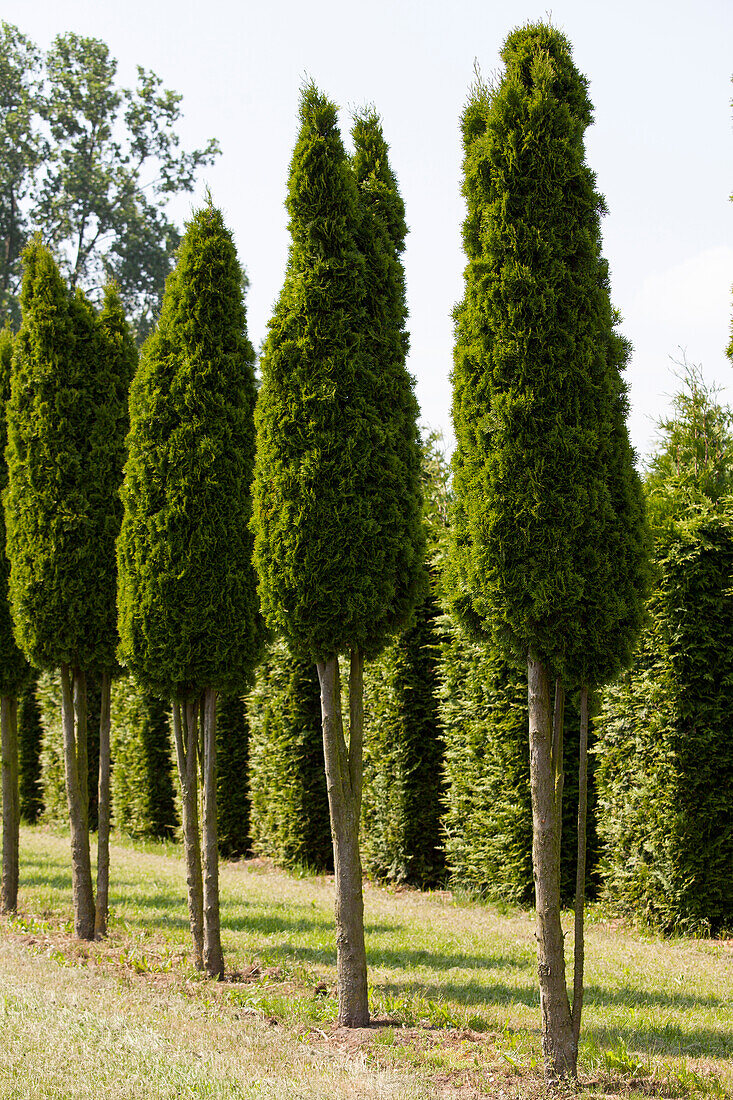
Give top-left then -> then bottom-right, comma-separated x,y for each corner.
216,692 -> 251,859
448,27 -> 648,1082
118,201 -> 264,978
0,327 -> 30,912
252,88 -> 423,1026
5,242 -> 133,939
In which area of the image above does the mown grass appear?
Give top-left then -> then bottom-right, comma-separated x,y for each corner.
1,824 -> 731,1099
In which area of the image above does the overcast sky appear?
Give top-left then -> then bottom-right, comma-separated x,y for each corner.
5,0 -> 732,464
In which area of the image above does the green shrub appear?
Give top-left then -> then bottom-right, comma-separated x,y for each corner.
17,673 -> 43,823
217,692 -> 251,859
596,507 -> 733,934
247,640 -> 331,872
362,587 -> 445,888
109,677 -> 176,839
440,615 -> 599,906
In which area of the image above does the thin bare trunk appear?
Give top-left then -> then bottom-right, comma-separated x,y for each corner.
528,650 -> 576,1083
60,665 -> 95,940
1,696 -> 20,913
572,684 -> 589,1046
317,653 -> 369,1028
95,672 -> 111,937
171,700 -> 203,969
201,686 -> 224,978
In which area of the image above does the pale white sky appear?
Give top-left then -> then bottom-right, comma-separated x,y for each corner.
6,0 -> 733,463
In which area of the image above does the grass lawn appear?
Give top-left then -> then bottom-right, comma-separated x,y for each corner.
0,824 -> 730,1099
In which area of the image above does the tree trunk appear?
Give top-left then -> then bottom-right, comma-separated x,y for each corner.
95,671 -> 111,937
171,700 -> 204,970
527,650 -> 576,1083
1,696 -> 20,913
201,686 -> 224,978
552,679 -> 565,870
60,665 -> 95,940
317,653 -> 369,1027
572,684 -> 589,1047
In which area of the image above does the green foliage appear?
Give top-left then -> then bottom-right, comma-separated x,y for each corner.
362,586 -> 446,887
37,670 -> 100,828
216,692 -> 251,859
440,617 -> 598,905
0,24 -> 219,335
645,361 -> 733,532
110,676 -> 176,839
596,506 -> 733,934
0,327 -> 29,696
118,202 -> 264,698
18,672 -> 43,822
252,86 -> 423,661
247,640 -> 332,872
0,22 -> 45,326
448,25 -> 648,687
5,243 -> 132,674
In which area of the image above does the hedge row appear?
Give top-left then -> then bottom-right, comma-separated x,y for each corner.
596,507 -> 733,934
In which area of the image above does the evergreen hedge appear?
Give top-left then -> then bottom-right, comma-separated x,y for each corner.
216,692 -> 251,859
596,506 -> 733,934
440,617 -> 599,906
110,677 -> 176,839
17,674 -> 43,822
247,640 -> 331,873
361,586 -> 445,889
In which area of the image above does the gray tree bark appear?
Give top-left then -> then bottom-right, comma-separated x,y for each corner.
1,696 -> 20,913
201,686 -> 224,978
60,664 -> 95,940
317,652 -> 369,1027
572,684 -> 589,1047
95,671 -> 111,937
171,699 -> 204,970
527,650 -> 576,1082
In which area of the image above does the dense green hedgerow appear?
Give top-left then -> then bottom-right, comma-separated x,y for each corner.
440,616 -> 599,905
17,674 -> 43,823
217,691 -> 251,859
109,677 -> 176,839
596,506 -> 733,934
247,640 -> 331,872
361,585 -> 445,888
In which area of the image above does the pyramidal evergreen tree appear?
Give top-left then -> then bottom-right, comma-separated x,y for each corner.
0,327 -> 30,913
5,242 -> 132,939
252,87 -> 423,1027
18,674 -> 43,823
117,200 -> 264,978
448,27 -> 648,1083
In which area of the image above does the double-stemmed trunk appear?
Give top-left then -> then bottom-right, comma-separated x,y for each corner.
572,684 -> 590,1048
1,696 -> 20,913
95,671 -> 112,937
201,686 -> 224,978
527,650 -> 576,1083
59,664 -> 95,940
172,699 -> 204,970
317,650 -> 369,1028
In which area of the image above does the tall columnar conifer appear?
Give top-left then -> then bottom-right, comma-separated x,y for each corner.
448,26 -> 648,1082
5,242 -> 131,939
252,88 -> 423,1026
118,201 -> 264,977
0,327 -> 30,912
